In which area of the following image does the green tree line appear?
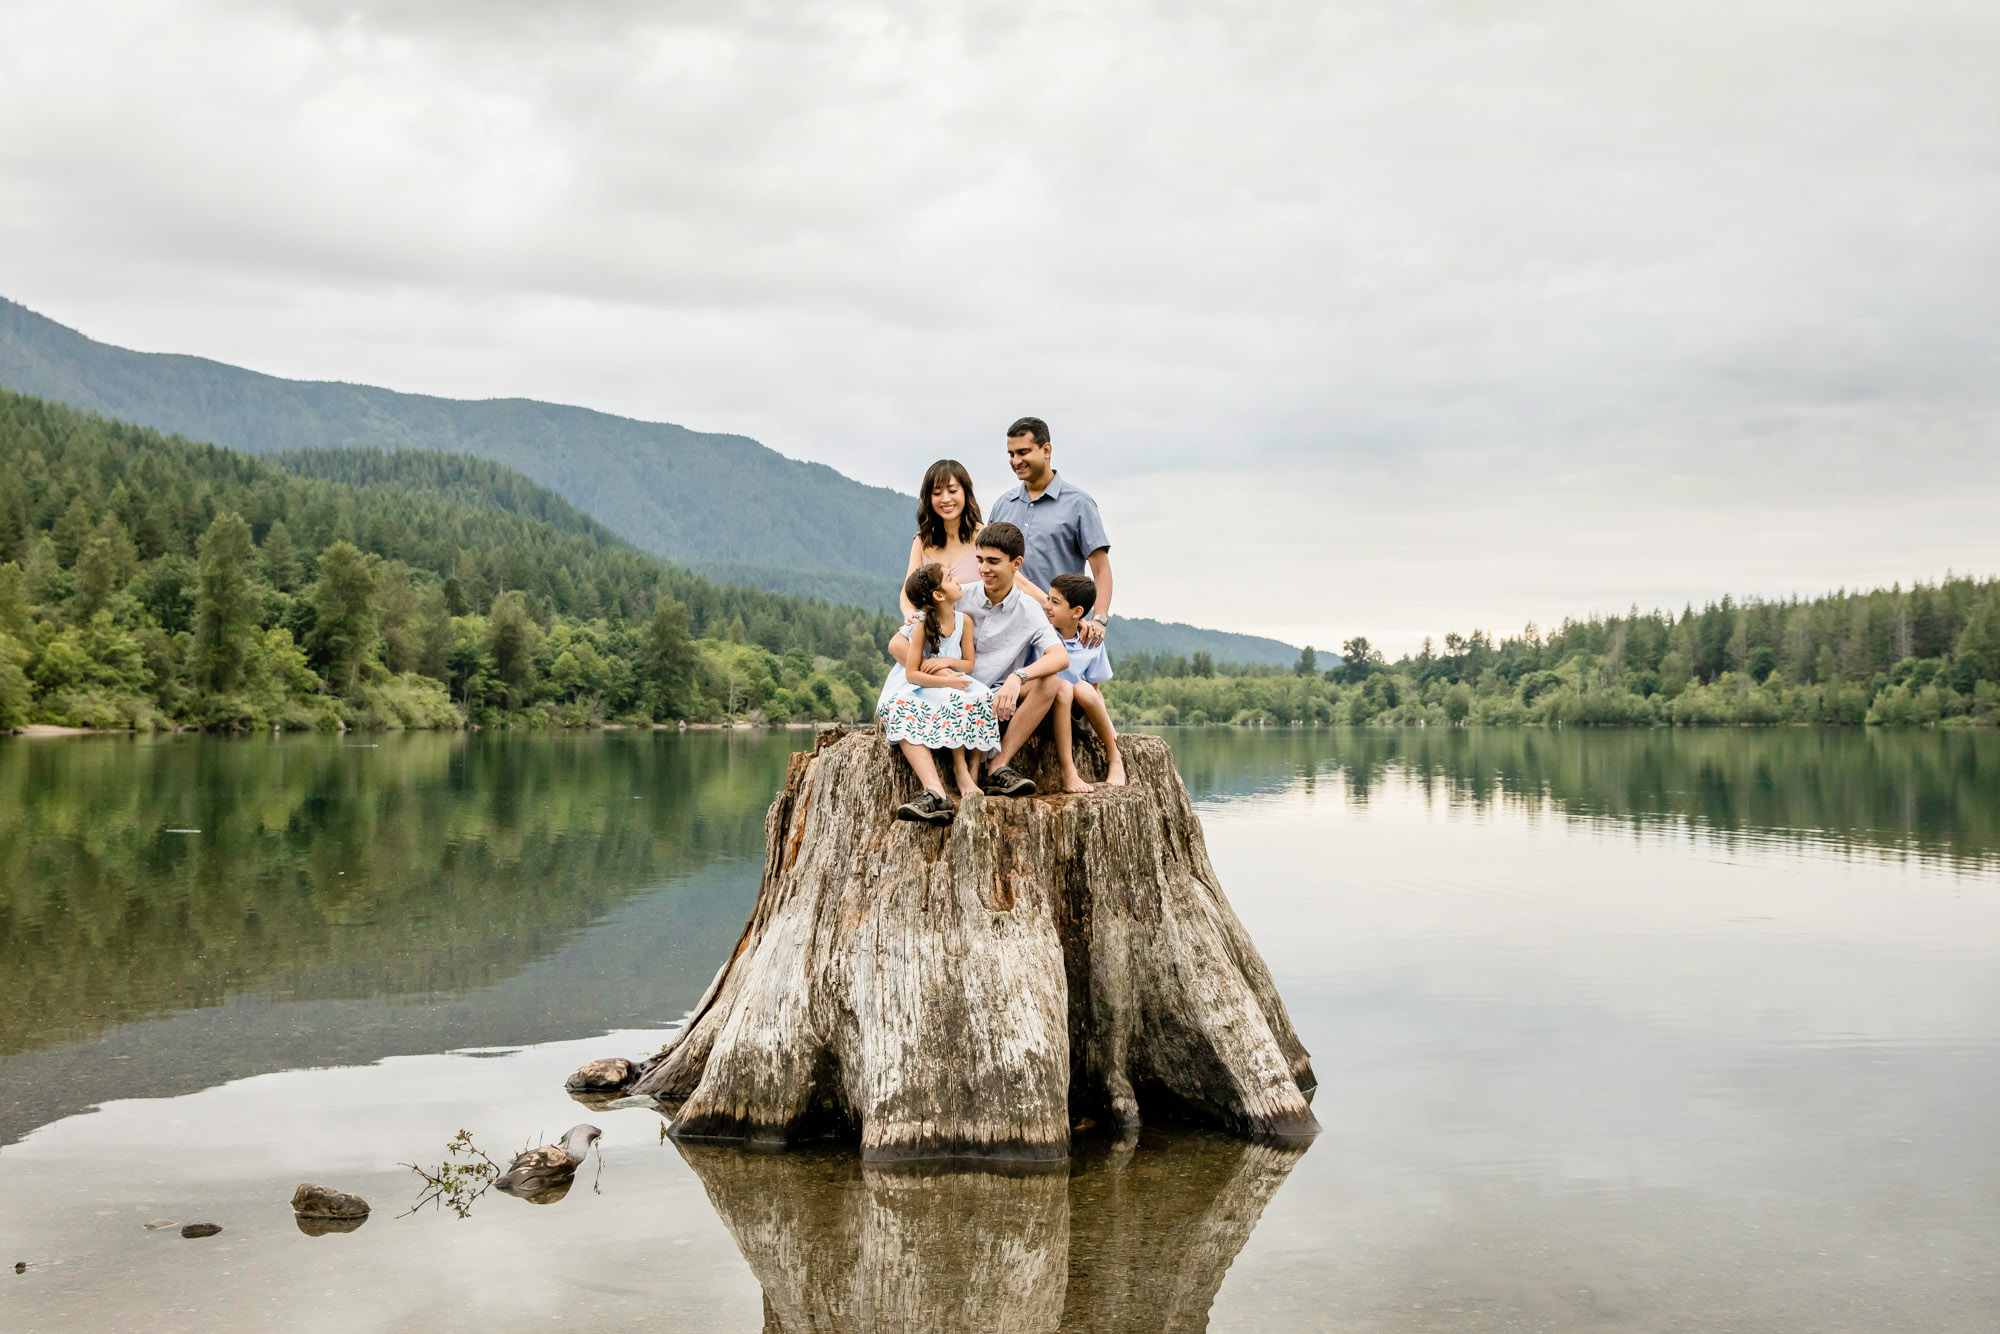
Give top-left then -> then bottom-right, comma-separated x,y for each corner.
1107,579 -> 2000,728
0,389 -> 897,730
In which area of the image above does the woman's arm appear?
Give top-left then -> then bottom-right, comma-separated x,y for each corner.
899,537 -> 924,619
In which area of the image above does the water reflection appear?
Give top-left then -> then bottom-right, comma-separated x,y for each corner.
1157,726 -> 2000,867
0,730 -> 806,1144
678,1129 -> 1302,1333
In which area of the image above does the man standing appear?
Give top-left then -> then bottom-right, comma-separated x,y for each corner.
987,417 -> 1114,648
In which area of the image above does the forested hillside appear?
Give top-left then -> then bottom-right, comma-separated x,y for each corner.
1106,583 -> 2000,727
0,297 -> 913,606
2,297 -> 1331,656
1100,614 -> 1298,668
0,389 -> 897,730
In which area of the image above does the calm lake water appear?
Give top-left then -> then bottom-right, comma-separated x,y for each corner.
3,727 -> 1998,1331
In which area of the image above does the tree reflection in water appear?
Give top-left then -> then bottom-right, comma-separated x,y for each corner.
677,1130 -> 1303,1333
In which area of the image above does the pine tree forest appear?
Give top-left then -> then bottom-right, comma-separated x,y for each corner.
0,390 -> 897,731
2,387 -> 1994,733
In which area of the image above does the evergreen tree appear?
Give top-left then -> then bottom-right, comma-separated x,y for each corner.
484,590 -> 541,702
262,519 -> 301,592
0,562 -> 29,639
643,596 -> 697,717
193,511 -> 259,694
309,541 -> 382,695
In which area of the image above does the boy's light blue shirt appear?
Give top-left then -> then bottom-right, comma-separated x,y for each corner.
1057,635 -> 1113,686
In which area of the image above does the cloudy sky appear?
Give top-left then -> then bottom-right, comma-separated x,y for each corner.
3,0 -> 1996,652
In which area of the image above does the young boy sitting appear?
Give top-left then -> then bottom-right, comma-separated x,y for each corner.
1044,573 -> 1127,789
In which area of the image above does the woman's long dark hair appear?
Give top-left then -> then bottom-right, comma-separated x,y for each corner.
915,459 -> 981,550
903,562 -> 949,658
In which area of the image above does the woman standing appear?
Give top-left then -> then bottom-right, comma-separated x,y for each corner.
900,459 -> 983,620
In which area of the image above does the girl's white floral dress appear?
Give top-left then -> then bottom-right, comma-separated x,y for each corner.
875,611 -> 1000,752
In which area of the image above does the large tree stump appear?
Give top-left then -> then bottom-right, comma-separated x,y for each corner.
621,726 -> 1317,1163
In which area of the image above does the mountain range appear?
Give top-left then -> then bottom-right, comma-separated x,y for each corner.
0,296 -> 1301,666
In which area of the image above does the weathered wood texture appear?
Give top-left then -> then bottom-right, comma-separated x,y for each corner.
676,1130 -> 1303,1333
629,726 -> 1317,1162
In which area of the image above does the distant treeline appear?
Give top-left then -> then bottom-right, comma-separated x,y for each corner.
1107,580 -> 2000,728
0,389 -> 897,730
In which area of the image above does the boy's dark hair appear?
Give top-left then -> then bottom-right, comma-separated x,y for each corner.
1049,573 -> 1096,612
1006,416 -> 1050,446
915,458 -> 982,549
974,521 -> 1026,562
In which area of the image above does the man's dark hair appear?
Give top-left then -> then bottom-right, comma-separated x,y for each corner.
1049,573 -> 1096,612
974,521 -> 1026,562
1006,416 -> 1050,446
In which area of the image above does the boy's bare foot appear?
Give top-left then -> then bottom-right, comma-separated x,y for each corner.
1106,751 -> 1128,786
1062,771 -> 1095,794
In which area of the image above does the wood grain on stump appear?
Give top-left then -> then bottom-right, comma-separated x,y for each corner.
627,726 -> 1317,1163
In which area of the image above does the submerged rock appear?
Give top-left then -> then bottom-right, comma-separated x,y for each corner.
296,1214 -> 368,1237
142,1219 -> 176,1230
291,1184 -> 370,1220
180,1223 -> 222,1239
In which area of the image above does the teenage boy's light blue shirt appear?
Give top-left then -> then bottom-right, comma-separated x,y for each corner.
961,581 -> 1065,688
988,472 -> 1110,596
1057,636 -> 1113,686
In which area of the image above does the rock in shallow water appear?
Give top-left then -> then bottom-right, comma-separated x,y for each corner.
565,1057 -> 634,1092
180,1223 -> 222,1239
291,1184 -> 370,1219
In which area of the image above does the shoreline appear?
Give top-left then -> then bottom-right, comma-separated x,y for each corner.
9,717 -> 1991,741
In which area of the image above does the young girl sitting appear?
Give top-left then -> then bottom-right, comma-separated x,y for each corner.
877,562 -> 1000,824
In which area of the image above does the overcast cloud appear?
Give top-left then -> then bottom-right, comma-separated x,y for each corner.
3,0 -> 1996,650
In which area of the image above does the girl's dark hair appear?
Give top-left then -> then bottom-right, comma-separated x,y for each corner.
903,562 -> 950,658
915,459 -> 982,550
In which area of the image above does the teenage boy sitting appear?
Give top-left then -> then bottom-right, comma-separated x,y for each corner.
1045,573 -> 1127,790
960,521 -> 1070,796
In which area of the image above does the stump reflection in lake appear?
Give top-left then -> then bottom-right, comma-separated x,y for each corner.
627,727 -> 1318,1162
677,1129 -> 1303,1333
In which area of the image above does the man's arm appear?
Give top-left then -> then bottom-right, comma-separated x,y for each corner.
1078,546 -> 1113,647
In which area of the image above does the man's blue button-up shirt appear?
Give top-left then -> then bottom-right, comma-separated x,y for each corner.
987,472 -> 1110,596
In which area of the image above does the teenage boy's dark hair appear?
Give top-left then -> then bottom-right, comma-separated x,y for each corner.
1050,573 -> 1096,611
975,521 -> 1026,561
1006,416 -> 1050,446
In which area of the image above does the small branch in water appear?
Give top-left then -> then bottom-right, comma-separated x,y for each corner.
398,1130 -> 502,1219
